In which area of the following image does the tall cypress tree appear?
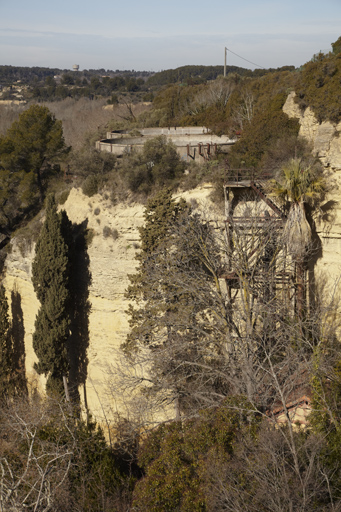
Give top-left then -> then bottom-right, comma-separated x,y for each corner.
32,195 -> 72,395
126,187 -> 189,300
124,188 -> 190,350
0,284 -> 12,396
123,188 -> 223,416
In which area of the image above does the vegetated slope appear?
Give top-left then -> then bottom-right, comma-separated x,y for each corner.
146,64 -> 296,86
2,40 -> 341,510
147,64 -> 248,85
2,36 -> 341,233
145,68 -> 297,131
295,49 -> 341,123
144,36 -> 341,140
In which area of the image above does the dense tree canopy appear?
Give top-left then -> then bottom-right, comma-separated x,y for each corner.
295,48 -> 341,124
228,93 -> 300,168
0,104 -> 68,200
122,136 -> 186,194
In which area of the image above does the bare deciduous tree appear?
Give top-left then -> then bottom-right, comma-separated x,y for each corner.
232,89 -> 255,130
0,398 -> 74,512
205,420 -> 341,512
108,198 -> 340,428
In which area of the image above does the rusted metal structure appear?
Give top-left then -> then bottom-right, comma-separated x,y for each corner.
222,169 -> 295,306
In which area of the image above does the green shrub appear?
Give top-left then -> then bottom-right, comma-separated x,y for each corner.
133,398 -> 257,512
82,175 -> 99,197
120,136 -> 186,195
103,226 -> 119,239
84,228 -> 95,246
229,93 -> 299,169
57,189 -> 70,205
332,36 -> 341,55
295,49 -> 341,123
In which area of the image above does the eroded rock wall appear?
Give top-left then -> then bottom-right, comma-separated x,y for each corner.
283,91 -> 341,171
283,91 -> 341,284
4,95 -> 341,422
4,186 -> 215,422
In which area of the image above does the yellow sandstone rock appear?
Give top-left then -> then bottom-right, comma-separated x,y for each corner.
4,185 -> 214,423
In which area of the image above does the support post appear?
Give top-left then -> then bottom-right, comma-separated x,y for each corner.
224,47 -> 227,77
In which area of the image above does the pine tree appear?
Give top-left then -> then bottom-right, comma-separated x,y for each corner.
32,195 -> 72,395
0,104 -> 68,201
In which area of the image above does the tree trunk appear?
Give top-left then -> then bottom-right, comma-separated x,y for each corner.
296,258 -> 305,321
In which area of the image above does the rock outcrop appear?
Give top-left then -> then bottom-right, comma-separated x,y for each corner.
4,94 -> 341,424
4,186 -> 215,422
283,91 -> 341,284
283,91 -> 341,171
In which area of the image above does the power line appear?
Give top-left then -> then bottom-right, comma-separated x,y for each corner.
225,47 -> 265,69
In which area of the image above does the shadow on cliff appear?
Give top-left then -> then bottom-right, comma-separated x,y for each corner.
67,219 -> 92,409
10,288 -> 28,396
305,200 -> 338,312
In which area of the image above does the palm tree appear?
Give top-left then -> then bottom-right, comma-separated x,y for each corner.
271,158 -> 327,318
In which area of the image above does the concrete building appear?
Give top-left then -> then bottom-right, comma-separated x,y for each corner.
96,126 -> 236,163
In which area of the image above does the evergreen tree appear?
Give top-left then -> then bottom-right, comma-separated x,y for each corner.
32,195 -> 72,395
124,188 -> 189,349
0,105 -> 68,201
332,36 -> 341,55
0,284 -> 11,396
124,188 -> 224,416
0,285 -> 28,397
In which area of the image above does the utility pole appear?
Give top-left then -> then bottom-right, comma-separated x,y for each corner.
224,47 -> 227,77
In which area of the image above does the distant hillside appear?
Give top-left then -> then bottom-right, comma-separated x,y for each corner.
147,64 -> 296,86
0,65 -> 154,86
147,65 -> 244,85
0,65 -> 68,85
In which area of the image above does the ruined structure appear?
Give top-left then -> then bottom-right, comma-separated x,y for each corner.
223,169 -> 293,306
96,126 -> 236,163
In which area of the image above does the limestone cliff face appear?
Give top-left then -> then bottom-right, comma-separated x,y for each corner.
4,186 -> 214,421
283,92 -> 341,283
4,188 -> 146,418
4,96 -> 341,422
283,91 -> 341,171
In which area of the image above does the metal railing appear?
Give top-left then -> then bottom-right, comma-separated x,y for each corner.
224,168 -> 273,184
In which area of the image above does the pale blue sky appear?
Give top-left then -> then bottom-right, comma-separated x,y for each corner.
0,0 -> 340,71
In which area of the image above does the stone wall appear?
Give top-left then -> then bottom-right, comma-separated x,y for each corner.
96,126 -> 236,163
